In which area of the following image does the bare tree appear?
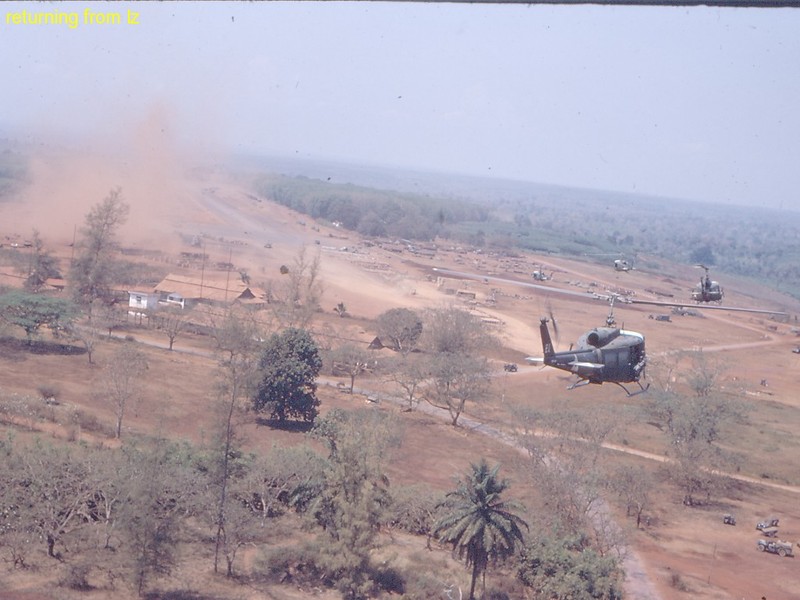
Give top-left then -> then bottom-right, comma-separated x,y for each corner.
421,305 -> 494,355
375,307 -> 423,355
328,342 -> 371,394
214,445 -> 327,577
684,351 -> 726,398
270,246 -> 323,329
609,465 -> 653,529
383,353 -> 430,411
646,386 -> 744,505
424,353 -> 491,426
152,305 -> 188,351
66,319 -> 100,365
11,440 -> 97,559
333,301 -> 349,318
209,307 -> 263,575
102,342 -> 148,438
516,406 -> 619,546
245,444 -> 327,523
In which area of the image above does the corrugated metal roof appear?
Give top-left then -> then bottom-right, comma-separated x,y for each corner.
154,274 -> 267,303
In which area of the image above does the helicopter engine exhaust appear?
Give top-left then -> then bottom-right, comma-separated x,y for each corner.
586,328 -> 620,348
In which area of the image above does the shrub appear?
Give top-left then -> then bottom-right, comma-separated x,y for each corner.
37,384 -> 61,403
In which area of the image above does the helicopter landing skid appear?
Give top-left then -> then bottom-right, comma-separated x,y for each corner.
567,379 -> 593,391
614,381 -> 650,397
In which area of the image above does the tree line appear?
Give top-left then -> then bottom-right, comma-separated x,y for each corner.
0,411 -> 627,600
253,169 -> 800,298
255,173 -> 490,242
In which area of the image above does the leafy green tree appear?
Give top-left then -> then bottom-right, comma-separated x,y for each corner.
387,483 -> 442,543
253,327 -> 322,424
310,409 -> 402,599
434,460 -> 527,600
0,289 -> 77,343
375,307 -> 423,355
69,187 -> 129,312
115,441 -> 201,596
517,534 -> 623,600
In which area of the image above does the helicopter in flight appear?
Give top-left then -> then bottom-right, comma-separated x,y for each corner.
692,264 -> 723,303
614,258 -> 632,272
431,265 -> 788,396
526,298 -> 649,396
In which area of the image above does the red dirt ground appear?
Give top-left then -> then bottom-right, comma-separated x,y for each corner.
2,155 -> 800,599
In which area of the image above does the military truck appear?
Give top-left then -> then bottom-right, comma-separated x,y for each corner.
756,517 -> 779,531
757,539 -> 794,557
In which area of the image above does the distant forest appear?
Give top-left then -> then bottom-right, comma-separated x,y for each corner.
255,171 -> 800,299
255,173 -> 491,241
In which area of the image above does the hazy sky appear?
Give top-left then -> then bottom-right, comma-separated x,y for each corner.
2,1 -> 800,209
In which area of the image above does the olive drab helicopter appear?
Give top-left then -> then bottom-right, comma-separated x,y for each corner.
430,265 -> 787,397
526,297 -> 649,396
614,259 -> 631,272
692,264 -> 723,303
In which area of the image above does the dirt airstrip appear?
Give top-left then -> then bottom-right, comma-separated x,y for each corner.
1,160 -> 800,600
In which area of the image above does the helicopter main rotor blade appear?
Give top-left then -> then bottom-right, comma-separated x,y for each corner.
626,298 -> 787,316
432,268 -> 598,301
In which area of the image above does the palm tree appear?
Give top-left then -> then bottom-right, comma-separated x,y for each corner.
434,459 -> 528,600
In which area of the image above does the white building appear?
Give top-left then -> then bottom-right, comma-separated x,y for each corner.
128,290 -> 160,312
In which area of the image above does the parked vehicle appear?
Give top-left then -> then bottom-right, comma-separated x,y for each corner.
757,539 -> 794,557
760,526 -> 779,538
756,517 -> 779,531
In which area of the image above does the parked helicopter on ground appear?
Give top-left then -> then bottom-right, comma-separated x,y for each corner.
532,268 -> 553,281
692,264 -> 723,303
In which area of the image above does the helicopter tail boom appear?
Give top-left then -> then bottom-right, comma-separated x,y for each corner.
539,318 -> 555,360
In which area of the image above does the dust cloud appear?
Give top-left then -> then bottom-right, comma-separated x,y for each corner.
2,103 -> 221,252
